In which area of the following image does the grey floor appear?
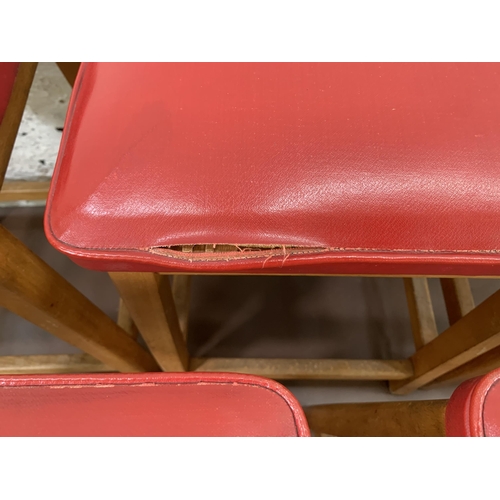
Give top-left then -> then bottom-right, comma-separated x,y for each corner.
2,63 -> 500,407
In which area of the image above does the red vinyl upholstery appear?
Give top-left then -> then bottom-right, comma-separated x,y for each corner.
446,368 -> 500,437
0,63 -> 19,126
0,372 -> 309,436
45,63 -> 500,275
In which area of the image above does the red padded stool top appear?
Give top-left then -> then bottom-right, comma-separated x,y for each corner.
0,63 -> 19,125
46,63 -> 500,276
446,368 -> 500,437
0,372 -> 309,437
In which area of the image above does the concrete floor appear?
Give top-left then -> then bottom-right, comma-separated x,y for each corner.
2,63 -> 500,408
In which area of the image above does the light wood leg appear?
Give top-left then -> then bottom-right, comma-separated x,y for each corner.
391,287 -> 500,395
110,272 -> 189,371
0,226 -> 159,373
0,63 -> 37,185
421,279 -> 481,387
117,298 -> 139,340
403,277 -> 439,349
426,346 -> 500,388
440,278 -> 475,326
304,400 -> 448,437
172,275 -> 191,340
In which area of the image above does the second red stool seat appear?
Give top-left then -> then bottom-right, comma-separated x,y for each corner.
0,372 -> 309,436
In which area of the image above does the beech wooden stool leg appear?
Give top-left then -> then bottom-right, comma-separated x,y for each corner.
390,278 -> 500,394
0,227 -> 159,373
109,272 -> 188,371
0,63 -> 37,184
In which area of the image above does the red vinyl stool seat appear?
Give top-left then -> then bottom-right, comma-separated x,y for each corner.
0,372 -> 309,436
46,63 -> 500,276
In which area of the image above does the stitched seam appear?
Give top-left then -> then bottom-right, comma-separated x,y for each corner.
43,232 -> 500,261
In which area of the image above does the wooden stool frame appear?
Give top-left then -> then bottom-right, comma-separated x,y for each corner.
109,271 -> 500,394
